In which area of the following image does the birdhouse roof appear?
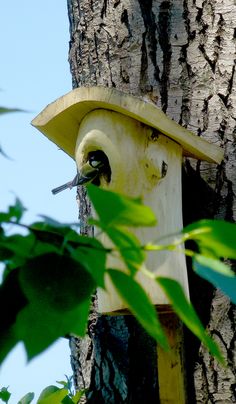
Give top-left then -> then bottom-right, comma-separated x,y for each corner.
31,86 -> 223,164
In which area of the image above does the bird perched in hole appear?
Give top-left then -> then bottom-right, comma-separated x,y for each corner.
51,150 -> 110,195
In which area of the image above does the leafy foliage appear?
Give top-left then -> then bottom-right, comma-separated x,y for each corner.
17,392 -> 34,404
0,197 -> 26,223
0,377 -> 85,403
183,220 -> 236,259
0,107 -> 24,114
0,387 -> 11,403
1,185 -> 236,367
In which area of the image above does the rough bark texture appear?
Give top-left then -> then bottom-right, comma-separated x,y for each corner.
67,0 -> 236,402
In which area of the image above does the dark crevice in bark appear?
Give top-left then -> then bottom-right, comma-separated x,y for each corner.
93,32 -> 100,83
120,64 -> 130,84
197,355 -> 213,403
218,63 -> 236,108
212,328 -> 228,351
225,179 -> 234,222
214,161 -> 235,222
158,1 -> 172,112
198,43 -> 215,72
196,6 -> 203,23
104,41 -> 116,87
67,0 -> 75,38
210,355 -> 218,398
179,0 -> 193,126
137,0 -> 160,92
218,93 -> 228,108
217,118 -> 227,140
89,0 -> 94,12
198,13 -> 225,73
101,0 -> 108,19
120,9 -> 132,37
201,95 -> 213,134
140,33 -> 148,89
213,326 -> 235,370
70,337 -> 87,392
228,305 -> 236,367
113,0 -> 120,9
215,162 -> 224,193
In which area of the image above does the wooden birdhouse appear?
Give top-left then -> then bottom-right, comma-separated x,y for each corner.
32,87 -> 224,314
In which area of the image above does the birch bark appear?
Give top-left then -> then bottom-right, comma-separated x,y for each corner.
67,0 -> 236,401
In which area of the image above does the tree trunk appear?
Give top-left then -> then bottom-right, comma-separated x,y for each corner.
67,0 -> 236,402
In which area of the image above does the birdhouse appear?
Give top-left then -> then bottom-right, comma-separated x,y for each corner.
32,87 -> 224,314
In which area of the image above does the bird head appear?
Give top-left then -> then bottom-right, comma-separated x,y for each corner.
77,150 -> 111,186
86,150 -> 111,185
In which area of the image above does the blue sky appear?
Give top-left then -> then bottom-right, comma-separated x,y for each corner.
0,2 -> 79,401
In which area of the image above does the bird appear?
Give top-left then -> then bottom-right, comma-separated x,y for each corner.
51,150 -> 110,195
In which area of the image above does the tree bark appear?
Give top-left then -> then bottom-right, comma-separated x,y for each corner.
67,0 -> 236,402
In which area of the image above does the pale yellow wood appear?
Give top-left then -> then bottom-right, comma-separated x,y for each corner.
75,109 -> 189,313
31,86 -> 224,164
157,313 -> 187,404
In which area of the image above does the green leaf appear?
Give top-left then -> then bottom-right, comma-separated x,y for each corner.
0,234 -> 35,261
31,240 -> 61,258
0,268 -> 28,363
30,221 -> 71,242
87,184 -> 156,227
33,234 -> 101,288
0,198 -> 26,223
183,220 -> 236,259
17,298 -> 91,360
0,233 -> 37,274
16,253 -> 94,359
156,277 -> 224,364
0,327 -> 18,364
37,386 -> 68,404
106,227 -> 145,275
20,253 -> 95,310
18,392 -> 35,404
0,107 -> 24,114
0,387 -> 11,403
108,269 -> 169,350
70,237 -> 107,288
38,215 -> 79,229
0,244 -> 13,262
37,386 -> 59,400
10,197 -> 27,222
193,254 -> 236,305
30,223 -> 80,253
61,396 -> 74,404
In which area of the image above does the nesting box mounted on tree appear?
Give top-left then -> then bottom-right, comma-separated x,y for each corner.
32,86 -> 224,314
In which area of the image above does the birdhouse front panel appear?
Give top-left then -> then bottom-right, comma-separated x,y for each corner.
75,109 -> 189,313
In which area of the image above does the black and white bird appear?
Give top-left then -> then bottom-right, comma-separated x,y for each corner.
51,150 -> 110,195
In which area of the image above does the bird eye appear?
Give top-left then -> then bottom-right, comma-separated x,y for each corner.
90,160 -> 101,168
